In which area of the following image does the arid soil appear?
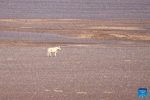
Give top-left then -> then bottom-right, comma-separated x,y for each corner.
0,19 -> 150,45
0,45 -> 150,100
0,19 -> 150,100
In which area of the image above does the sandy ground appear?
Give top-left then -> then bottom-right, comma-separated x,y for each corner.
0,45 -> 150,100
0,19 -> 150,100
0,19 -> 150,41
0,1 -> 150,99
0,19 -> 150,47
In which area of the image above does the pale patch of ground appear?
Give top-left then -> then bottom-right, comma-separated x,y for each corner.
110,34 -> 150,40
88,26 -> 142,31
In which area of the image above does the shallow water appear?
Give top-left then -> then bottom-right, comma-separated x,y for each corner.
0,0 -> 150,20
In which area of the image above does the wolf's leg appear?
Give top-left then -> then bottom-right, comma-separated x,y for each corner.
47,52 -> 49,57
50,52 -> 52,57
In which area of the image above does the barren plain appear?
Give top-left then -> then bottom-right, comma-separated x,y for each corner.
0,19 -> 150,100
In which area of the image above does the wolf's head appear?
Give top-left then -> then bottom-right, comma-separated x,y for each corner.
58,46 -> 61,50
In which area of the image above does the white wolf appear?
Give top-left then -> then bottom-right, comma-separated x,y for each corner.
47,46 -> 61,57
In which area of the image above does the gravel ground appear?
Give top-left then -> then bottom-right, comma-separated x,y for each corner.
0,45 -> 150,100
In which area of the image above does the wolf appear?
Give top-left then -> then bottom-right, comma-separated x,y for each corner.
47,46 -> 61,57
